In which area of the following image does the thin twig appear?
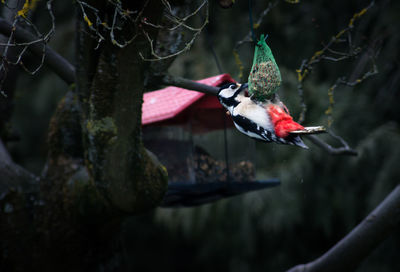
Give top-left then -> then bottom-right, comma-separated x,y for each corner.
325,62 -> 378,126
140,0 -> 209,61
296,1 -> 375,123
0,18 -> 75,84
305,134 -> 357,156
76,0 -> 140,48
0,0 -> 58,95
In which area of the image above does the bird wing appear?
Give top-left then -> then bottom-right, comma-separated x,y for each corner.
231,114 -> 275,142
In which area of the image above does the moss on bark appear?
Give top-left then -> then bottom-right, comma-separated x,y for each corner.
76,1 -> 168,213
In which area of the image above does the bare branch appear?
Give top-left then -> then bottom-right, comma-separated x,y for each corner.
140,0 -> 209,61
0,0 -> 59,95
75,0 -> 140,48
76,0 -> 209,61
160,74 -> 220,95
296,1 -> 375,123
287,184 -> 400,272
0,138 -> 38,196
0,0 -> 23,98
139,29 -> 202,61
161,0 -> 207,31
0,160 -> 38,192
0,18 -> 75,85
0,138 -> 12,163
325,63 -> 378,126
305,134 -> 358,156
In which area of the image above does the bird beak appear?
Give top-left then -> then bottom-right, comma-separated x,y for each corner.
240,83 -> 248,90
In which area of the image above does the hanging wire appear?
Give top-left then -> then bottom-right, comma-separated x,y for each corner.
200,1 -> 232,181
199,3 -> 223,74
205,29 -> 223,74
248,0 -> 256,42
204,32 -> 230,181
223,112 -> 230,182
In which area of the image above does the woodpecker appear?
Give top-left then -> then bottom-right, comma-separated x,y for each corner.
217,82 -> 308,149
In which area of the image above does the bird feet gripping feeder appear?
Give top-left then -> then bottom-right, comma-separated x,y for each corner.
142,74 -> 280,207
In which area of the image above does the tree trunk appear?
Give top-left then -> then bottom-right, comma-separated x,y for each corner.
0,1 -> 186,270
75,0 -> 168,214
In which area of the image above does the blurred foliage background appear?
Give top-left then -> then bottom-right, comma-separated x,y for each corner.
4,0 -> 400,271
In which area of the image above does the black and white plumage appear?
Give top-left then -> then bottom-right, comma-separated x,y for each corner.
217,82 -> 308,149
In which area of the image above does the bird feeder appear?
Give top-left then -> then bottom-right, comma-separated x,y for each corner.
142,74 -> 279,207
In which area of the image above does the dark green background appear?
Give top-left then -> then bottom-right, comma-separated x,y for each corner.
5,0 -> 400,271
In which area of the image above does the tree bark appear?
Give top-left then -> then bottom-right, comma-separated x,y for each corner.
75,1 -> 168,213
0,1 -> 184,270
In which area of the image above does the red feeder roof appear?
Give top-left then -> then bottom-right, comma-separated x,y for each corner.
142,74 -> 235,126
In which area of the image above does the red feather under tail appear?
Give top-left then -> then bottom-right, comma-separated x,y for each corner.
267,104 -> 304,138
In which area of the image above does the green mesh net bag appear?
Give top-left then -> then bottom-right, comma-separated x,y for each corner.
248,34 -> 282,101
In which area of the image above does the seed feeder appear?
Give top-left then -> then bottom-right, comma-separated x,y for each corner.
142,74 -> 280,207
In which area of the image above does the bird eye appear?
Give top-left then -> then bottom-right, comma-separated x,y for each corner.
230,84 -> 237,90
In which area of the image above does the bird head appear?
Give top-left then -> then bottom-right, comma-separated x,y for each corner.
217,82 -> 248,108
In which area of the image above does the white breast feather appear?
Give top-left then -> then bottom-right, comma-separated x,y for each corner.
232,96 -> 274,132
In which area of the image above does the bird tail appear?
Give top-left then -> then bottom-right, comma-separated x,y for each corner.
289,135 -> 309,149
